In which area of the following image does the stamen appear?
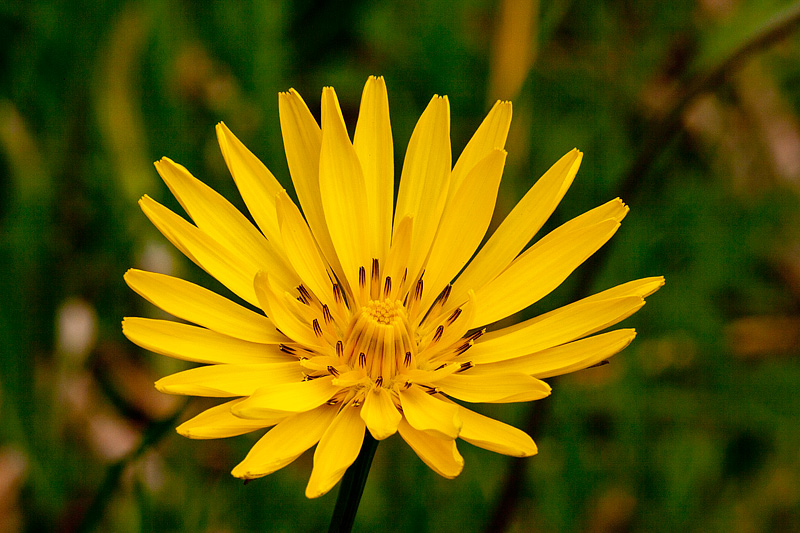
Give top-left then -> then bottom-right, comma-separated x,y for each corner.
322,304 -> 333,324
359,352 -> 367,367
434,284 -> 452,306
332,283 -> 349,310
446,308 -> 462,325
464,328 -> 485,343
432,325 -> 444,343
404,351 -> 412,367
326,399 -> 339,405
298,284 -> 311,303
327,365 -> 339,377
407,278 -> 423,318
375,376 -> 383,387
358,266 -> 366,289
454,341 -> 473,356
435,363 -> 447,371
312,319 -> 323,337
335,340 -> 344,358
458,361 -> 473,372
383,276 -> 392,299
279,344 -> 296,355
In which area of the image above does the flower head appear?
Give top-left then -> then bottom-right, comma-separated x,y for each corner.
123,76 -> 663,498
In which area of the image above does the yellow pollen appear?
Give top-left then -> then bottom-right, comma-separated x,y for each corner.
343,299 -> 414,381
366,299 -> 402,325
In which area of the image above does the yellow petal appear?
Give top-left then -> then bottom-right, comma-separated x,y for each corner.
421,149 -> 506,312
233,376 -> 342,417
215,122 -> 284,249
485,276 -> 664,341
360,386 -> 401,440
449,100 -> 512,199
473,201 -> 627,327
154,157 -> 297,291
155,362 -> 304,397
123,317 -> 290,365
279,89 -> 345,284
140,195 -> 259,305
453,402 -> 537,456
318,86 -> 370,293
579,276 -> 665,302
472,329 -> 637,379
394,95 -> 451,282
452,149 -> 581,304
383,215 -> 413,300
276,191 -> 334,305
397,418 -> 463,478
232,404 -> 338,479
253,271 -> 320,348
468,296 -> 646,363
124,269 -> 281,344
399,387 -> 462,440
353,76 -> 393,262
305,403 -> 366,498
177,398 -> 285,439
437,373 -> 551,403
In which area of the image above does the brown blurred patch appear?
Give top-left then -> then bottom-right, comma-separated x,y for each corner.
94,341 -> 182,422
587,486 -> 637,533
736,60 -> 800,189
0,448 -> 28,533
681,56 -> 800,194
726,315 -> 800,358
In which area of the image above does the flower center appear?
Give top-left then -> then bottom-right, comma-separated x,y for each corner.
343,299 -> 415,382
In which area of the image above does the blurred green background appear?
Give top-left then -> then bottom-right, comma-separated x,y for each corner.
2,0 -> 800,531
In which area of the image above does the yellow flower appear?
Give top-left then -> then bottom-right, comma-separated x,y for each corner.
123,76 -> 663,498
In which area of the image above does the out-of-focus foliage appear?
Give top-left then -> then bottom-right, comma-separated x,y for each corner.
2,0 -> 800,531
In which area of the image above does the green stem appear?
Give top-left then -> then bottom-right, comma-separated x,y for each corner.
328,433 -> 379,533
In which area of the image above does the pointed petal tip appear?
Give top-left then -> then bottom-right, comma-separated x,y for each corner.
231,465 -> 266,481
305,470 -> 346,498
153,378 -> 167,393
526,441 -> 539,457
368,427 -> 397,441
304,485 -> 327,499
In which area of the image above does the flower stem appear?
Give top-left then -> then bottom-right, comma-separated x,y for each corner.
328,433 -> 379,533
